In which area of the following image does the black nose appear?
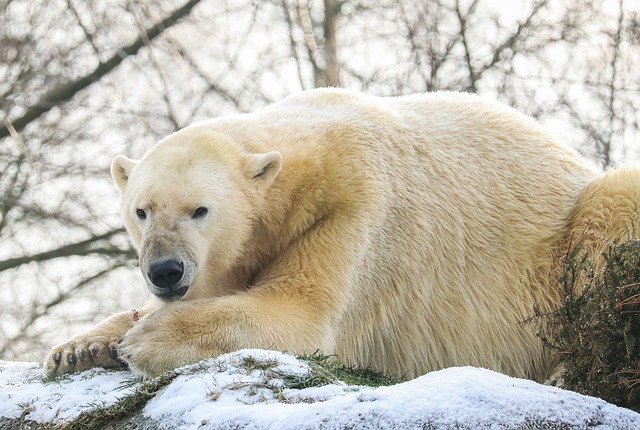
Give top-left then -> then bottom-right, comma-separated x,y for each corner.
148,259 -> 184,288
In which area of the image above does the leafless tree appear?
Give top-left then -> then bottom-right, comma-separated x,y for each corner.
1,0 -> 638,361
0,0 -> 211,359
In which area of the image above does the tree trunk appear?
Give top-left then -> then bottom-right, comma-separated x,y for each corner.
323,0 -> 341,87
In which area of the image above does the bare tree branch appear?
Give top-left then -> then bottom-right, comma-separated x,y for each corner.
282,0 -> 308,91
601,0 -> 625,168
66,0 -> 100,58
0,228 -> 133,272
0,261 -> 129,357
0,0 -> 204,140
455,0 -> 481,92
169,40 -> 246,111
476,0 -> 548,77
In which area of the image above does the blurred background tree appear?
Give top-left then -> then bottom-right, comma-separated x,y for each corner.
1,0 -> 639,361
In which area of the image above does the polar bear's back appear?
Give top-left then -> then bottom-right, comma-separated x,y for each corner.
207,89 -> 599,381
280,90 -> 597,381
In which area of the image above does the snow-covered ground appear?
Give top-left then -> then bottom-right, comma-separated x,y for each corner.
1,349 -> 639,429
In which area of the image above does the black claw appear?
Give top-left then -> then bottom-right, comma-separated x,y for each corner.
89,345 -> 99,358
67,354 -> 76,365
108,345 -> 119,360
53,352 -> 61,364
117,337 -> 124,345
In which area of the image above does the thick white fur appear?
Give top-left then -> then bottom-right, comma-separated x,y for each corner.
44,89 -> 640,381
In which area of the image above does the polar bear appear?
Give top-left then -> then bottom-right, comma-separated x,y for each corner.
44,89 -> 640,381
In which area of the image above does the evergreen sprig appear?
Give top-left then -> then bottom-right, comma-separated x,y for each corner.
543,239 -> 640,411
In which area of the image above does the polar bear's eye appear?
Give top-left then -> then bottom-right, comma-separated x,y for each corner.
192,206 -> 208,219
135,209 -> 147,220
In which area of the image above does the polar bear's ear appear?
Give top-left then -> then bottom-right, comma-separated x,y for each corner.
246,151 -> 282,185
111,155 -> 138,191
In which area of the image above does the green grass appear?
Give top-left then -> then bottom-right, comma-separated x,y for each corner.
293,352 -> 402,388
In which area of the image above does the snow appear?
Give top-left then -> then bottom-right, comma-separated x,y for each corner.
0,360 -> 137,423
1,349 -> 639,429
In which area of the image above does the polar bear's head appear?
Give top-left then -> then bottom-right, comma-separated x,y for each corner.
111,127 -> 282,301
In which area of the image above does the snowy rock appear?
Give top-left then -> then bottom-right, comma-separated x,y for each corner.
1,349 -> 639,429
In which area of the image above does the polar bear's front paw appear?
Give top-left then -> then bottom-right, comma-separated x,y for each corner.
117,325 -> 178,379
43,337 -> 127,377
117,306 -> 205,379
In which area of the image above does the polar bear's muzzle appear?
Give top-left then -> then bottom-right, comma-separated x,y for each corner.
147,258 -> 190,300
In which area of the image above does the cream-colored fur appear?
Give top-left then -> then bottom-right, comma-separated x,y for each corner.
44,89 -> 640,381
